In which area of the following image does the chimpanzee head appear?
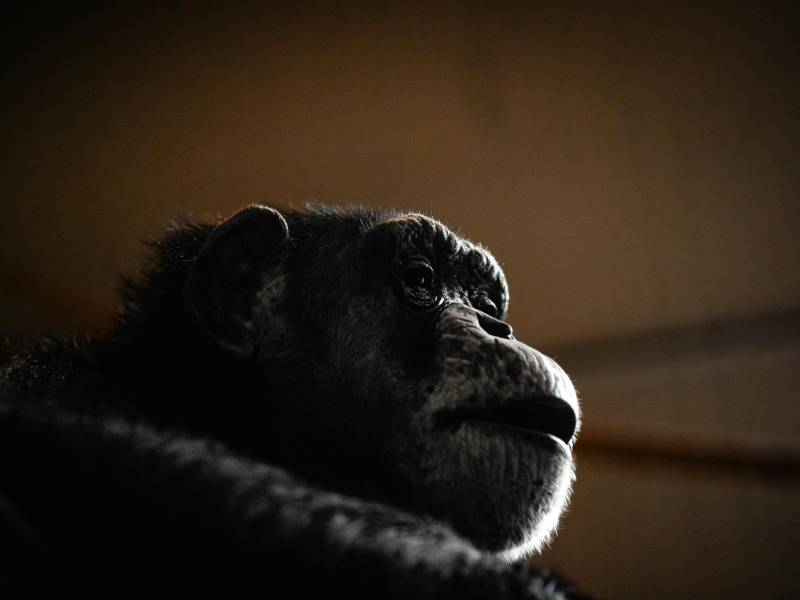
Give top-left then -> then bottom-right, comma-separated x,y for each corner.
183,205 -> 580,560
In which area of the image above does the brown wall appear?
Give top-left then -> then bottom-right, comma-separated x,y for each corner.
2,3 -> 799,598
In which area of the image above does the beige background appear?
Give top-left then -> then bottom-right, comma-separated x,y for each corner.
2,3 -> 799,598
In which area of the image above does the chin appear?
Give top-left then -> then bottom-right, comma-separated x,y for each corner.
495,448 -> 575,562
409,421 -> 577,558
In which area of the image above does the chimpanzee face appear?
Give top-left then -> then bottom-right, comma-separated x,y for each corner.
185,206 -> 580,560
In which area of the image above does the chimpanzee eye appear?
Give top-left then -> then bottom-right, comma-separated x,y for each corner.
401,262 -> 434,289
397,260 -> 439,308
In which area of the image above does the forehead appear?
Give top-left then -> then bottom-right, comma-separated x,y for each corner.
379,214 -> 465,254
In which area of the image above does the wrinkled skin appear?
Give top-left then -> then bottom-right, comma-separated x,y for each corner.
234,209 -> 581,558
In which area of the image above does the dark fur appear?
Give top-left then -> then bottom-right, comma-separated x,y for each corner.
0,205 -> 584,598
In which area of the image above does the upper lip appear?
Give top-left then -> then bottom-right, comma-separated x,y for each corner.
435,394 -> 578,446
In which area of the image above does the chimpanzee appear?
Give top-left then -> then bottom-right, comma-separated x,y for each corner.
0,204 -> 583,599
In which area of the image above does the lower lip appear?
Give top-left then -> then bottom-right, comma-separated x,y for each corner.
467,420 -> 571,453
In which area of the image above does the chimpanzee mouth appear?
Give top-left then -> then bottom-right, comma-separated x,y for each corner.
435,395 -> 577,449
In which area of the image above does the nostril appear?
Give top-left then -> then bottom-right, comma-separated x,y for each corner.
476,311 -> 514,340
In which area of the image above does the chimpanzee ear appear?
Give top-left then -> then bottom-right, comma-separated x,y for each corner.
184,205 -> 289,357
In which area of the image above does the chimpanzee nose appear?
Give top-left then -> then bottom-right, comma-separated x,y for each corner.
476,310 -> 514,340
